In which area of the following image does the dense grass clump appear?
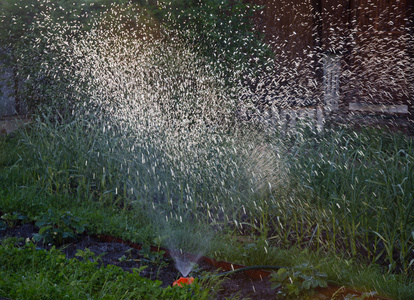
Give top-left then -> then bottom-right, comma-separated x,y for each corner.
286,127 -> 414,273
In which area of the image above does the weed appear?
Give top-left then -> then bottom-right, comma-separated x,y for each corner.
140,244 -> 167,265
33,209 -> 87,246
270,263 -> 328,299
75,248 -> 104,262
0,212 -> 27,228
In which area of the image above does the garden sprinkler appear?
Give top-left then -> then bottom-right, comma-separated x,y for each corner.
172,277 -> 194,287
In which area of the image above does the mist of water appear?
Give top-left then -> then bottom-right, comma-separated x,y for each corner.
163,224 -> 211,277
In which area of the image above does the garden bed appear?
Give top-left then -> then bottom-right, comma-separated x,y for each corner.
0,220 -> 390,299
0,221 -> 275,299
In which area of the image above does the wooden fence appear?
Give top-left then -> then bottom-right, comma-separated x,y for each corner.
250,0 -> 413,118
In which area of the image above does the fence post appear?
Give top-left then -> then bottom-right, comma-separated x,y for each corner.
323,53 -> 341,114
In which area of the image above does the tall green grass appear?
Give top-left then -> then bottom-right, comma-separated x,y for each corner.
283,126 -> 414,274
2,116 -> 413,295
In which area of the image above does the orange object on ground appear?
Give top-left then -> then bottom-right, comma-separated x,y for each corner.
172,277 -> 194,287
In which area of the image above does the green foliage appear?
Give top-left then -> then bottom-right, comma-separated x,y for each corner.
270,263 -> 328,299
0,0 -> 121,113
140,244 -> 167,265
0,0 -> 113,45
0,132 -> 22,169
1,0 -> 272,123
33,209 -> 87,246
0,239 -> 210,299
75,248 -> 105,263
0,212 -> 27,228
158,0 -> 273,81
0,0 -> 272,113
285,126 -> 414,275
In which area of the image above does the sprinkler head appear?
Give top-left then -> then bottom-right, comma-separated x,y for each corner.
172,277 -> 194,287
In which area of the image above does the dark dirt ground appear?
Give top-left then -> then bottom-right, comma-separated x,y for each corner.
0,222 -> 276,300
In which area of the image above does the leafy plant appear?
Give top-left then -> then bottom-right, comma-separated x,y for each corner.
33,209 -> 87,246
0,212 -> 27,227
140,244 -> 167,265
270,263 -> 328,299
139,243 -> 170,280
75,248 -> 105,263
